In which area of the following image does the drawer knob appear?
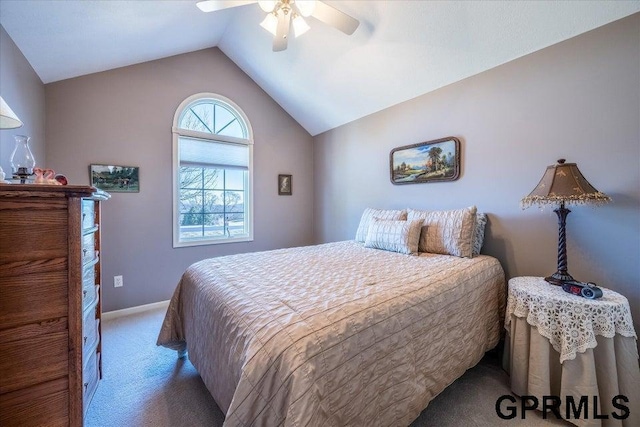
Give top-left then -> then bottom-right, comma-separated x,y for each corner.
82,213 -> 86,222
83,290 -> 88,297
84,336 -> 88,344
83,248 -> 88,256
84,382 -> 88,391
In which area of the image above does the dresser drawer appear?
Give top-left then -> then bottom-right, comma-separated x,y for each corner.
0,331 -> 69,394
82,284 -> 99,312
82,312 -> 100,352
82,263 -> 96,287
82,232 -> 96,265
82,261 -> 95,282
82,199 -> 95,231
0,378 -> 69,427
83,350 -> 100,415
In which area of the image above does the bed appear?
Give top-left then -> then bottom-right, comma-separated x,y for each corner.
157,237 -> 505,426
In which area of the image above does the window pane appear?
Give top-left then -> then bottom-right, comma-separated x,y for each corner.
228,215 -> 246,237
218,120 -> 244,138
204,190 -> 224,213
180,189 -> 203,213
181,213 -> 203,232
190,103 -> 214,133
214,105 -> 244,138
204,168 -> 223,190
204,214 -> 225,237
225,169 -> 245,191
225,191 -> 244,213
180,167 -> 203,189
180,110 -> 210,133
180,223 -> 204,240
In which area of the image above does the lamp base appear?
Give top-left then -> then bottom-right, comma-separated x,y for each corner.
545,271 -> 575,286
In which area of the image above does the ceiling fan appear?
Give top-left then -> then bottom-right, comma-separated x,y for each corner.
196,0 -> 360,52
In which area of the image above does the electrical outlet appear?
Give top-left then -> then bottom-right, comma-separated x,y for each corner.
114,275 -> 123,288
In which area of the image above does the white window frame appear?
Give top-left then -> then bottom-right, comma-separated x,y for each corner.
172,93 -> 254,248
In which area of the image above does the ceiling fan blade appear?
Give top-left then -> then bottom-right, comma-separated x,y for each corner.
196,0 -> 257,13
312,1 -> 359,35
273,11 -> 290,52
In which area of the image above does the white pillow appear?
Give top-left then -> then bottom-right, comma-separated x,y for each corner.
364,219 -> 423,255
355,208 -> 407,242
473,212 -> 487,257
406,206 -> 477,258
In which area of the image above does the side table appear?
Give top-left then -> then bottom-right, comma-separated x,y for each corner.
503,276 -> 639,427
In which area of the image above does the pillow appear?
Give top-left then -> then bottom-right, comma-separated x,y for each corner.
406,206 -> 477,258
364,219 -> 423,255
355,208 -> 407,242
473,213 -> 487,257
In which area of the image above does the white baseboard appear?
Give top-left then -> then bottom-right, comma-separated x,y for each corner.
103,300 -> 170,321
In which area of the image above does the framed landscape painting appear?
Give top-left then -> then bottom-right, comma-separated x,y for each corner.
90,164 -> 140,193
390,136 -> 461,185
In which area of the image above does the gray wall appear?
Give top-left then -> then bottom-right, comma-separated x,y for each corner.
0,25 -> 45,177
313,14 -> 640,334
46,48 -> 314,312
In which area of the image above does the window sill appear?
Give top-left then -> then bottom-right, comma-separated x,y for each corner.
173,236 -> 254,248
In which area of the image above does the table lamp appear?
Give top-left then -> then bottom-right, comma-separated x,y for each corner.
1,96 -> 26,183
0,96 -> 24,129
521,159 -> 611,285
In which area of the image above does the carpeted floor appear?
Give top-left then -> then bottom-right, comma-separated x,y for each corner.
86,305 -> 572,427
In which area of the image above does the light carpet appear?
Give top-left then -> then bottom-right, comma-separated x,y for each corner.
86,306 -> 571,427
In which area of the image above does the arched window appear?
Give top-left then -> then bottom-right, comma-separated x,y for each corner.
172,94 -> 253,247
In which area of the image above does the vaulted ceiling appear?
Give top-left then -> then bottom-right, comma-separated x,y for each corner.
1,1 -> 638,135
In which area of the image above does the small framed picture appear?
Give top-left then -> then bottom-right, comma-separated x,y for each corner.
278,174 -> 292,196
90,164 -> 140,193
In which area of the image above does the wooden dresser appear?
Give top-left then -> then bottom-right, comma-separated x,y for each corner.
0,184 -> 109,426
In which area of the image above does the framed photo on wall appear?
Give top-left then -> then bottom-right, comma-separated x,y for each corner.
390,136 -> 461,185
278,174 -> 292,195
90,164 -> 140,193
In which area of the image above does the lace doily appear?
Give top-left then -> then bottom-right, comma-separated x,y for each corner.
505,276 -> 637,363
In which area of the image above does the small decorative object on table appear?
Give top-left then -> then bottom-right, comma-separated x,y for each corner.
10,135 -> 36,183
33,168 -> 63,185
0,166 -> 9,184
55,174 -> 68,185
520,159 -> 611,286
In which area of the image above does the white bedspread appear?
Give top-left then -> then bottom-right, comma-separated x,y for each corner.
157,241 -> 505,426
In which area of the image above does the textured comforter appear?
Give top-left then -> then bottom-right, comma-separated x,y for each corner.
157,241 -> 505,426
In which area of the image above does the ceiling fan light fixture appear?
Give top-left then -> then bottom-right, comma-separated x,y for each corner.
294,0 -> 316,17
196,0 -> 218,13
292,14 -> 310,38
260,12 -> 279,36
258,0 -> 277,13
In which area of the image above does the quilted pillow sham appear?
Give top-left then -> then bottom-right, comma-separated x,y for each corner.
473,212 -> 487,257
364,219 -> 423,255
355,208 -> 407,242
407,206 -> 477,258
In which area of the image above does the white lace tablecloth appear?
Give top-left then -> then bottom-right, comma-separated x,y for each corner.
505,276 -> 637,363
